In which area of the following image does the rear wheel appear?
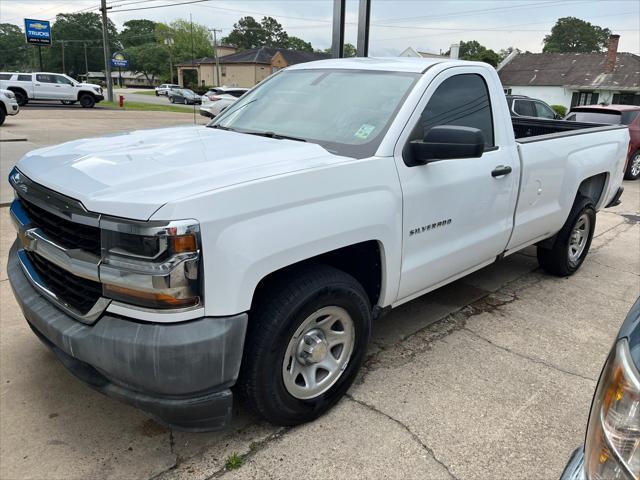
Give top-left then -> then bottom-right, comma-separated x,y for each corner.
537,195 -> 596,276
624,150 -> 640,180
183,98 -> 188,105
237,265 -> 372,425
13,91 -> 27,106
169,97 -> 174,103
79,94 -> 95,108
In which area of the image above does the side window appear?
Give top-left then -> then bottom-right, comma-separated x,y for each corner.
513,100 -> 535,117
17,74 -> 31,81
36,74 -> 54,83
55,75 -> 73,85
0,73 -> 11,80
418,74 -> 494,147
534,101 -> 556,119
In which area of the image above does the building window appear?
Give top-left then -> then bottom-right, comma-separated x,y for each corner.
571,91 -> 599,107
504,88 -> 512,95
612,93 -> 640,106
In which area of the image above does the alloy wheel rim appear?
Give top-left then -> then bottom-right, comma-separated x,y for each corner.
568,213 -> 590,265
282,306 -> 355,400
631,154 -> 640,177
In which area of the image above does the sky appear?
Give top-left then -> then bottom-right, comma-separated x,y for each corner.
1,0 -> 639,56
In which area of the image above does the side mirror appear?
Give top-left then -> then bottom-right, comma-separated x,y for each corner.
409,126 -> 485,166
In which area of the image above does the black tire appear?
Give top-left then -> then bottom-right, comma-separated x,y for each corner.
169,97 -> 174,103
0,108 -> 5,126
155,91 -> 159,96
79,94 -> 95,108
624,150 -> 640,180
237,265 -> 372,426
13,90 -> 27,106
183,98 -> 188,105
537,195 -> 596,276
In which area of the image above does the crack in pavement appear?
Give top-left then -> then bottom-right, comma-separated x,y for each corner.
209,427 -> 289,479
589,258 -> 639,277
591,222 -> 636,253
462,327 -> 596,383
346,394 -> 460,480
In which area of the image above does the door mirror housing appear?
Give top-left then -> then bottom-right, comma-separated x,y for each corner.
408,126 -> 485,166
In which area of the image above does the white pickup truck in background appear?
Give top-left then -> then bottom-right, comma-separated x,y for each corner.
0,72 -> 104,107
7,58 -> 628,431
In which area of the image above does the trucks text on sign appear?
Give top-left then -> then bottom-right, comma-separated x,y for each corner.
24,19 -> 51,46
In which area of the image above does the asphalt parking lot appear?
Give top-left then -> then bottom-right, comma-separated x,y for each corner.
0,106 -> 638,480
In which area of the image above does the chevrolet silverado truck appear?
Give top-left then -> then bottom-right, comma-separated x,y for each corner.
7,58 -> 629,431
0,72 -> 104,107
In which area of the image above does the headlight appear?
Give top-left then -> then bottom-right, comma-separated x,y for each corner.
585,338 -> 640,480
100,219 -> 201,310
4,91 -> 15,99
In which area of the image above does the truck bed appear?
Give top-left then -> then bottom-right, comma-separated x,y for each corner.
512,117 -> 609,140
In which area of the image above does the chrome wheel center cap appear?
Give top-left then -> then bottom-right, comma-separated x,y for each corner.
297,329 -> 328,365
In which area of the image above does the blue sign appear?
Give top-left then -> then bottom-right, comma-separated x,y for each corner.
111,52 -> 129,68
24,18 -> 51,46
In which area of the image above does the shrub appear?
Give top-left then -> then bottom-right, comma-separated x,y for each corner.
551,104 -> 567,117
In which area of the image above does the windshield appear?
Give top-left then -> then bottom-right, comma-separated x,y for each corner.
212,69 -> 419,158
566,110 -> 622,124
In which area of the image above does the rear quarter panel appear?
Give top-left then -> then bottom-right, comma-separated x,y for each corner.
507,126 -> 629,251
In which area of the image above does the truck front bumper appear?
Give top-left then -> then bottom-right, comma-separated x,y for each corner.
7,242 -> 247,431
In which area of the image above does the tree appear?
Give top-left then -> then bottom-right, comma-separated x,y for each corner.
155,19 -> 213,63
128,43 -> 169,85
322,43 -> 356,57
260,16 -> 288,47
543,17 -> 611,53
0,23 -> 29,71
287,36 -> 313,52
120,19 -> 157,48
451,40 -> 500,67
44,12 -> 120,77
222,16 -> 294,50
221,16 -> 263,50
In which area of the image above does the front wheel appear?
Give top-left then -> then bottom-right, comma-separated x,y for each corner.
624,150 -> 640,180
13,91 -> 27,106
0,108 -> 5,126
79,94 -> 95,108
237,265 -> 372,426
537,195 -> 596,276
183,98 -> 188,105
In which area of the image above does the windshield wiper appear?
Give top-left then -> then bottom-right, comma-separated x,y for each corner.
208,124 -> 235,131
245,131 -> 307,142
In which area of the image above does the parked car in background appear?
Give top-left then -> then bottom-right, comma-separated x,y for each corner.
566,105 -> 640,180
200,87 -> 249,119
0,89 -> 19,126
560,297 -> 640,480
506,95 -> 561,119
168,88 -> 201,105
155,84 -> 180,96
0,72 -> 103,107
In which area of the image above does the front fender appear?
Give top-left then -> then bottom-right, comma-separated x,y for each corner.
153,157 -> 403,316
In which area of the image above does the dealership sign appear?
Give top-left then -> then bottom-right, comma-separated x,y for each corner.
24,18 -> 51,45
111,52 -> 129,68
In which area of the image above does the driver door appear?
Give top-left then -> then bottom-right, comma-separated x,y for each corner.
394,68 -> 520,302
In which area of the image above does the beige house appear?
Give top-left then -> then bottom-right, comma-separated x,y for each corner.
176,47 -> 329,88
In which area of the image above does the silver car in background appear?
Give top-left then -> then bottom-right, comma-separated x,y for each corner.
199,86 -> 249,119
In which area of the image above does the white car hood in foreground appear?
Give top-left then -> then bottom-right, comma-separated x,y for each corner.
17,125 -> 347,220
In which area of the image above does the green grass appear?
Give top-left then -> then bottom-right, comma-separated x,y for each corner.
131,90 -> 157,96
224,452 -> 243,471
100,100 -> 193,113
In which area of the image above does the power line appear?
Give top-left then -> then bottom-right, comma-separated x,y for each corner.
108,0 -> 212,13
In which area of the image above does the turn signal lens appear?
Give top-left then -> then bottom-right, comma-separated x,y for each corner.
170,234 -> 197,253
104,284 -> 199,309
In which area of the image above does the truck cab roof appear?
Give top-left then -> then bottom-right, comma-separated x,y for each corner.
286,57 -> 471,73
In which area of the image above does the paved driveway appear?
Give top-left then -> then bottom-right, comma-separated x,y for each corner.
0,111 -> 638,479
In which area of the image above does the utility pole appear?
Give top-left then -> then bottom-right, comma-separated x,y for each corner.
100,0 -> 113,102
331,0 -> 346,58
356,0 -> 371,57
84,42 -> 89,81
164,36 -> 174,83
61,40 -> 65,74
211,29 -> 222,86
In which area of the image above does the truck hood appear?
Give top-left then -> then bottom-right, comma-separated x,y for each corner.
77,82 -> 101,90
16,125 -> 348,220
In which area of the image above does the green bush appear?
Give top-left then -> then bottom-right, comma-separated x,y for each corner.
551,104 -> 567,117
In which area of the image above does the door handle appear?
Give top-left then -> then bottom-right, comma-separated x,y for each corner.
491,165 -> 512,177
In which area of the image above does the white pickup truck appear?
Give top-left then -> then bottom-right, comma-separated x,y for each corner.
7,58 -> 628,431
0,72 -> 104,107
